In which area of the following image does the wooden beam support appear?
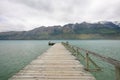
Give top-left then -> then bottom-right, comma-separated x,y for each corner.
115,66 -> 120,80
86,52 -> 89,70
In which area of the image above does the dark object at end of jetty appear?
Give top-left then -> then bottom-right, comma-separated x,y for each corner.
48,41 -> 55,46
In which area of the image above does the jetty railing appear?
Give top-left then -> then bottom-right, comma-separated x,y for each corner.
62,42 -> 120,80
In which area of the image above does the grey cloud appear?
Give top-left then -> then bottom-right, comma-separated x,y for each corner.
11,0 -> 54,12
0,0 -> 120,32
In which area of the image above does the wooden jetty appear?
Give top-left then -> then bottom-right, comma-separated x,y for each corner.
9,43 -> 95,80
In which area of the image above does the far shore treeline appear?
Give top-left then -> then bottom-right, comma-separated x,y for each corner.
0,22 -> 120,40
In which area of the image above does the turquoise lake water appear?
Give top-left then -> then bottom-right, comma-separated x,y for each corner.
0,40 -> 120,80
0,40 -> 50,80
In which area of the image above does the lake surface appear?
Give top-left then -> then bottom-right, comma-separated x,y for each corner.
0,40 -> 120,80
0,40 -> 50,80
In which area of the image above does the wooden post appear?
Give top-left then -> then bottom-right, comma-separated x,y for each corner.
76,49 -> 79,56
115,66 -> 120,80
86,52 -> 89,70
72,47 -> 75,52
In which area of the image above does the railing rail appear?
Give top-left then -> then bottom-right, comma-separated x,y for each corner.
62,42 -> 120,80
77,47 -> 120,67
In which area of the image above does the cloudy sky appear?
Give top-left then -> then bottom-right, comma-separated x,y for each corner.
0,0 -> 120,32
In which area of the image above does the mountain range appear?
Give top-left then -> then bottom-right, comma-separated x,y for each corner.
0,21 -> 120,40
